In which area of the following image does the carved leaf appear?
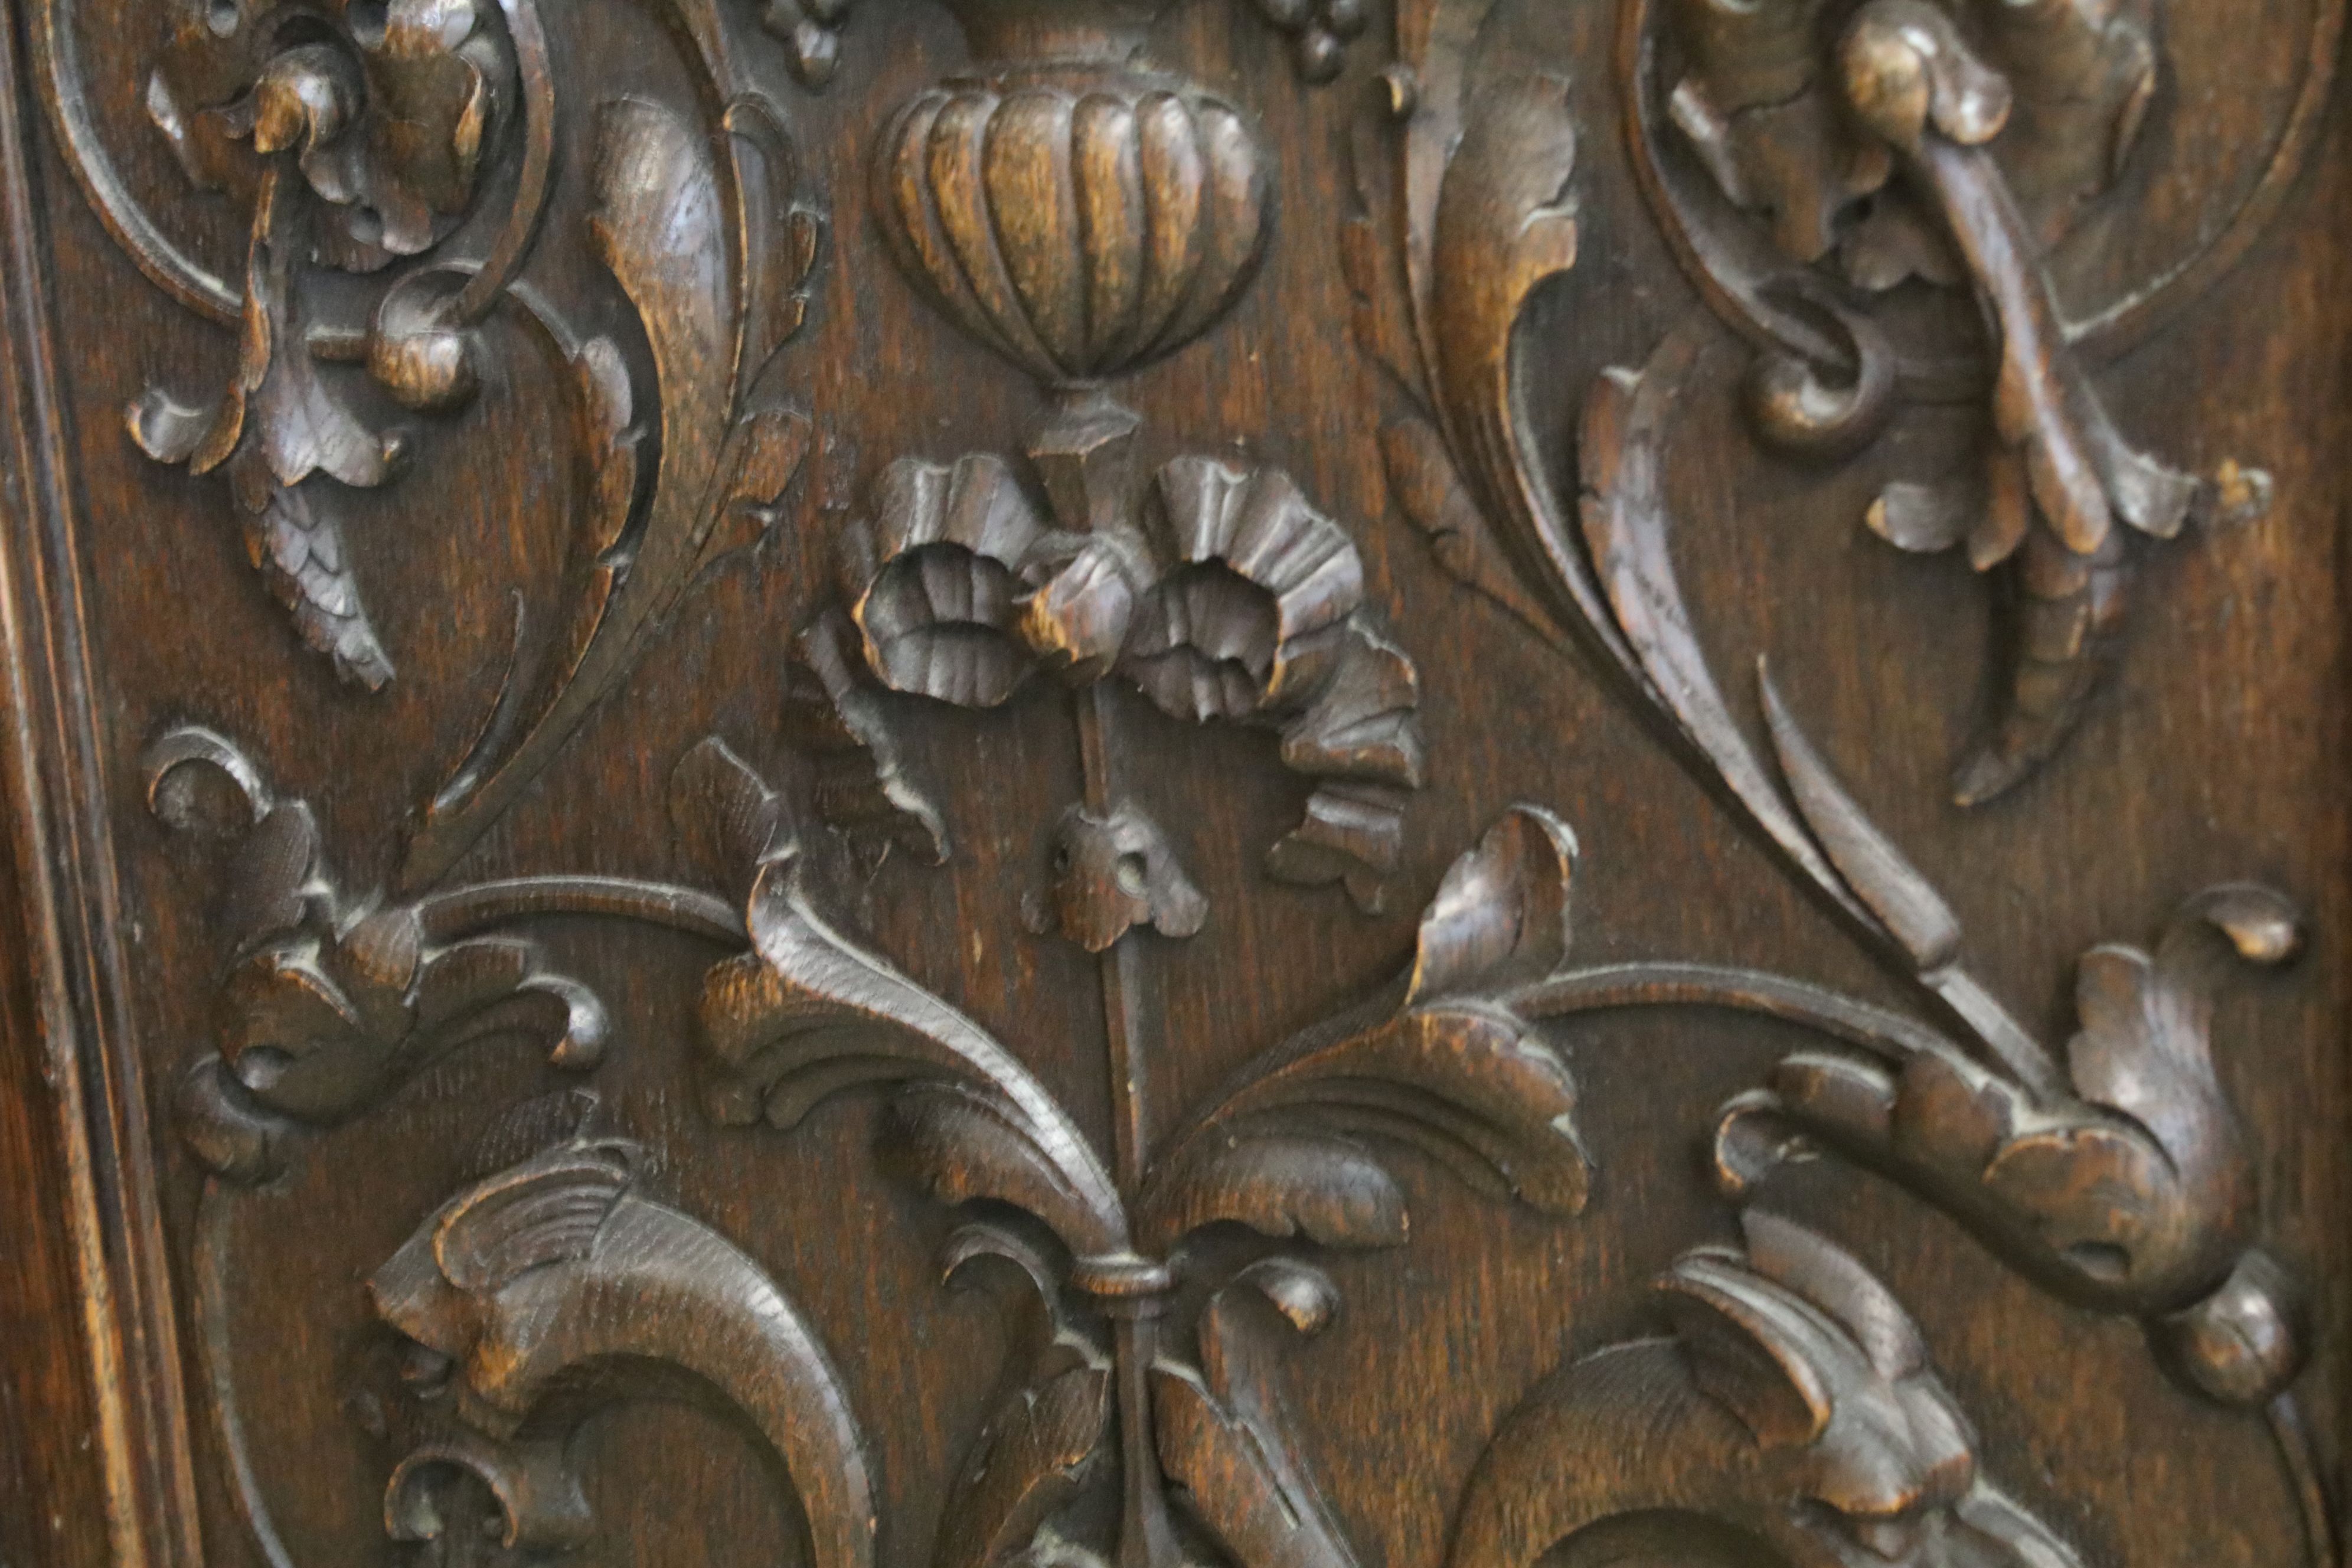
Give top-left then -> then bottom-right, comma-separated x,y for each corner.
1139,1134 -> 1409,1252
724,92 -> 819,402
372,1144 -> 877,1568
1756,662 -> 1959,971
406,94 -> 798,884
1454,1214 -> 2085,1568
433,1144 -> 634,1292
676,740 -> 1128,1259
1154,1260 -> 1361,1568
1576,342 -> 1869,929
1377,416 -> 1562,645
787,610 -> 951,866
149,726 -> 610,1159
932,1227 -> 1113,1568
1145,807 -> 1590,1247
128,167 -> 398,687
1408,806 -> 1576,1004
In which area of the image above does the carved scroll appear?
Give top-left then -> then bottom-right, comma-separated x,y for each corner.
1452,1211 -> 2085,1568
370,1138 -> 877,1568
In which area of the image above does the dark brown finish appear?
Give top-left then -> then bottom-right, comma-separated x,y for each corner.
4,1 -> 2351,1567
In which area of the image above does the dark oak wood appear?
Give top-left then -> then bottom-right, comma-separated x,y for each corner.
4,2 -> 2350,1567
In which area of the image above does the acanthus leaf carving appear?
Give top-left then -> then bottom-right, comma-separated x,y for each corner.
369,1136 -> 878,1568
119,0 -> 543,687
1151,1259 -> 1361,1568
1139,808 -> 1589,1253
406,92 -> 816,885
146,726 -> 618,1182
675,739 -> 1595,1568
674,736 -> 1133,1259
932,1226 -> 1117,1568
1712,873 -> 2309,1400
1451,1211 -> 2086,1568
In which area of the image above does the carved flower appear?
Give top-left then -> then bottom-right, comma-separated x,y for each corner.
146,0 -> 513,272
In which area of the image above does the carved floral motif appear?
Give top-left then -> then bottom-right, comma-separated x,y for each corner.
38,0 -> 2340,1563
675,739 -> 1586,1568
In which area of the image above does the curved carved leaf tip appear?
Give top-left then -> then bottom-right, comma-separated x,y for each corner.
1714,881 -> 2311,1407
670,737 -> 1131,1261
1451,1210 -> 2086,1568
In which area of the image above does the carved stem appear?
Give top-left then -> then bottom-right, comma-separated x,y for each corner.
1508,960 -> 1955,1060
1077,684 -> 1158,1194
413,876 -> 745,946
2266,1392 -> 2342,1568
1109,1304 -> 1180,1568
195,1182 -> 299,1568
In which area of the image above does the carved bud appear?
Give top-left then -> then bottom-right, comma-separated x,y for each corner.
2148,1250 -> 2309,1407
873,81 -> 1270,388
367,275 -> 479,413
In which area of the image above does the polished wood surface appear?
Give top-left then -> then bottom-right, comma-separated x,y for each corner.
2,1 -> 2348,1565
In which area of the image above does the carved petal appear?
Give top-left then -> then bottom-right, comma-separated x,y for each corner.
1126,458 -> 1363,721
848,455 -> 1049,706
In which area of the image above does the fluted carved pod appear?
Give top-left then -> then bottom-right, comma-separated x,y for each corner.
874,81 -> 1271,387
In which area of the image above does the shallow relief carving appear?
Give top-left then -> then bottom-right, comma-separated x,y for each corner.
28,0 -> 2344,1565
1348,0 -> 2337,1563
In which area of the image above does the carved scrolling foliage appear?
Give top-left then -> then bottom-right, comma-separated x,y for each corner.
1455,1210 -> 2085,1568
677,737 -> 1587,1568
1348,3 -> 2333,1564
39,0 -> 2340,1563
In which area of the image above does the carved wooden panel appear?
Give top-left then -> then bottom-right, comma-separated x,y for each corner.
1,2 -> 2348,1568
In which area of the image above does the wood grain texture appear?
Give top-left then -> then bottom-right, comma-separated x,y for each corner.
2,1 -> 2349,1567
